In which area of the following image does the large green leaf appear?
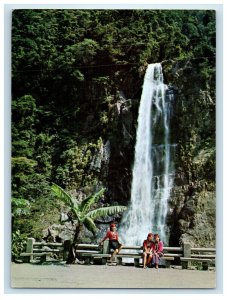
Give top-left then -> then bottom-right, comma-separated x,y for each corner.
79,188 -> 106,214
72,207 -> 82,222
86,205 -> 127,220
51,183 -> 75,208
83,216 -> 97,235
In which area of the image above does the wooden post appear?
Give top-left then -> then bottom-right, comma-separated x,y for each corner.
101,241 -> 110,265
25,238 -> 35,262
117,257 -> 123,265
202,261 -> 209,271
182,242 -> 191,269
102,240 -> 110,254
101,257 -> 107,265
63,240 -> 71,262
165,260 -> 171,268
134,258 -> 140,267
84,257 -> 91,265
40,254 -> 47,263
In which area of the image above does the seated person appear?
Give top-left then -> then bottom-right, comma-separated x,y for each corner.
100,223 -> 123,265
152,233 -> 164,269
143,233 -> 154,269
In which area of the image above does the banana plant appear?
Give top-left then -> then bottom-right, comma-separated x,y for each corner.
51,183 -> 126,245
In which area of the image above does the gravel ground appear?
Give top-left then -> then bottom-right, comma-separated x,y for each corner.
11,263 -> 216,289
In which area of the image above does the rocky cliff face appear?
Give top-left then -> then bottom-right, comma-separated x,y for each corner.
162,60 -> 215,247
106,92 -> 139,206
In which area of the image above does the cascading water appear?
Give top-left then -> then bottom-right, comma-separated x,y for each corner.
119,63 -> 174,246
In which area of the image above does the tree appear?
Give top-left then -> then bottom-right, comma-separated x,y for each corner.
51,183 -> 126,263
11,197 -> 31,261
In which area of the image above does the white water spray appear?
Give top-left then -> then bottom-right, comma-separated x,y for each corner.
119,63 -> 174,246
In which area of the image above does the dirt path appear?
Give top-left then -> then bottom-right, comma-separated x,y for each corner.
11,263 -> 216,289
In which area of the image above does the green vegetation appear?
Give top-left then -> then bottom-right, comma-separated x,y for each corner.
11,10 -> 215,257
51,183 -> 126,262
51,183 -> 126,237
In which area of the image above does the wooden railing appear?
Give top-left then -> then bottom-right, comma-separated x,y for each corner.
20,238 -> 215,270
180,243 -> 216,270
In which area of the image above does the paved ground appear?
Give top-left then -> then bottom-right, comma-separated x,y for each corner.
11,263 -> 216,289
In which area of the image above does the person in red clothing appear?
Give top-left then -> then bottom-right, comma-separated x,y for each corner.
143,233 -> 154,269
152,233 -> 164,269
100,223 -> 122,265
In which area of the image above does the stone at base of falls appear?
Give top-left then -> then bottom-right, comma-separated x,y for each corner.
169,187 -> 215,248
42,223 -> 76,242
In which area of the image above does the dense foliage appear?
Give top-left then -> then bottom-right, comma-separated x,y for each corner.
11,10 -> 215,254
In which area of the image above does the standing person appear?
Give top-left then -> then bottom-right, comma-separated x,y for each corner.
142,233 -> 154,269
99,223 -> 123,265
152,234 -> 164,269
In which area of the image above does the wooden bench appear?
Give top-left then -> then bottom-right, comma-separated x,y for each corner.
81,253 -> 111,265
20,252 -> 51,263
20,238 -> 64,262
116,254 -> 174,267
155,256 -> 174,268
80,252 -> 174,267
180,257 -> 215,270
80,242 -> 178,267
180,243 -> 216,270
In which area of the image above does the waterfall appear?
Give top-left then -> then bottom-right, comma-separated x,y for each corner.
119,63 -> 174,246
